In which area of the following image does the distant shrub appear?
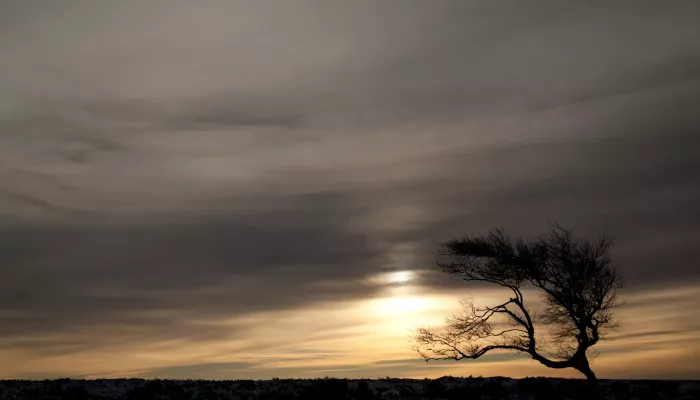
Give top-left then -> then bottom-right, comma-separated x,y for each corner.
299,378 -> 349,400
353,380 -> 375,400
424,378 -> 447,398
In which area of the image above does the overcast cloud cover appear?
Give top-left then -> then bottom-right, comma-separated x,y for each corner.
1,0 -> 700,379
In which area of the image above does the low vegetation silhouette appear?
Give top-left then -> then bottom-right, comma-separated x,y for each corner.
414,226 -> 623,399
2,378 -> 698,400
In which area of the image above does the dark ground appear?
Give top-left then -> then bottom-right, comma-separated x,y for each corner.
0,377 -> 698,400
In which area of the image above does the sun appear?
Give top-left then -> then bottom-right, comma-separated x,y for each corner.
384,270 -> 415,284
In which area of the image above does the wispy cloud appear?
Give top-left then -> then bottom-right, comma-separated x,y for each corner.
0,0 -> 699,379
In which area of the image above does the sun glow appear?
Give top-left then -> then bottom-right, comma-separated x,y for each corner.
373,295 -> 430,315
359,293 -> 451,338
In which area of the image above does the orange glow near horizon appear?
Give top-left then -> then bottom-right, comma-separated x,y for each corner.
1,275 -> 698,380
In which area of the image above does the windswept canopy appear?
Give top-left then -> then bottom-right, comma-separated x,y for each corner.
415,227 -> 623,384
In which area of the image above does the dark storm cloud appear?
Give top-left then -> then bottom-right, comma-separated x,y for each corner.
1,0 -> 700,373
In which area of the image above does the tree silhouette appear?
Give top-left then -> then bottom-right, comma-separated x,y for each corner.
414,226 -> 623,398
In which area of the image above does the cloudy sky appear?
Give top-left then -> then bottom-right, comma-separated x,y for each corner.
1,0 -> 699,380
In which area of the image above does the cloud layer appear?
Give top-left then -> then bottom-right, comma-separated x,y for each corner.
1,0 -> 699,379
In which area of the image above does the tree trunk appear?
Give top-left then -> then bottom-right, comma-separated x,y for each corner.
577,362 -> 603,400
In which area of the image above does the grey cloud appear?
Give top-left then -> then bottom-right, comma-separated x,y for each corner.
368,129 -> 700,289
612,330 -> 694,341
142,362 -> 255,380
0,192 -> 387,349
2,109 -> 699,354
1,0 -> 700,377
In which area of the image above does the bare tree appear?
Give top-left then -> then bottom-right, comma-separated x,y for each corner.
414,226 -> 623,398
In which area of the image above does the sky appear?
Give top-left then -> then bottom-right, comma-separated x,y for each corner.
1,0 -> 699,380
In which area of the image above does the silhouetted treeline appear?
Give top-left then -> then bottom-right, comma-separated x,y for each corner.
0,377 -> 698,400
